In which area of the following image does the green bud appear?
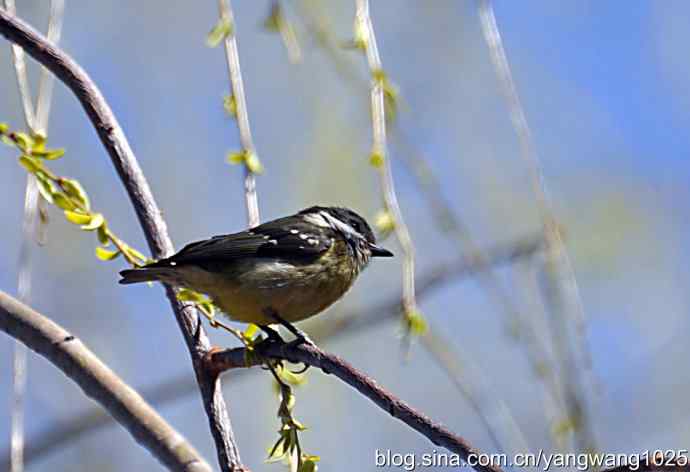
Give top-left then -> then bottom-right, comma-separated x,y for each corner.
206,17 -> 233,47
53,193 -> 76,211
95,246 -> 121,261
18,155 -> 43,174
60,178 -> 90,211
81,212 -> 104,231
64,210 -> 92,225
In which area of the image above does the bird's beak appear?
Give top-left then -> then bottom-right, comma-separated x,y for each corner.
368,243 -> 394,257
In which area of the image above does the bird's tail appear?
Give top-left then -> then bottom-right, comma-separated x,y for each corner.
119,267 -> 174,285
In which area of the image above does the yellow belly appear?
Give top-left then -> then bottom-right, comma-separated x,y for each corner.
171,246 -> 360,325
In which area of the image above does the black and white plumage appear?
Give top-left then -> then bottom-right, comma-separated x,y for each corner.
119,206 -> 393,326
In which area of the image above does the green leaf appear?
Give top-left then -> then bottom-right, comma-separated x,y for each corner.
53,193 -> 76,211
95,246 -> 121,261
81,213 -> 104,231
32,148 -> 65,160
206,17 -> 232,47
64,210 -> 92,225
369,151 -> 384,168
97,225 -> 110,245
298,456 -> 319,472
263,3 -> 281,32
123,245 -> 148,263
226,150 -> 245,165
374,210 -> 395,233
243,323 -> 259,339
276,366 -> 307,386
405,309 -> 428,336
60,179 -> 90,210
31,132 -> 47,150
351,16 -> 368,50
245,152 -> 264,174
223,94 -> 237,117
177,289 -> 207,303
1,135 -> 14,147
35,175 -> 56,204
18,155 -> 43,173
13,132 -> 34,152
0,123 -> 8,134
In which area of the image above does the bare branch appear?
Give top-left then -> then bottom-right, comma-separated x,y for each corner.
0,291 -> 212,472
7,235 -> 544,467
206,341 -> 502,472
0,9 -> 247,471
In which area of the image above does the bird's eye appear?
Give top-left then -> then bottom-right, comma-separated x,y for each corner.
350,221 -> 361,233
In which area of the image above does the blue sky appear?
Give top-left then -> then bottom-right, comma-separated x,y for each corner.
2,2 -> 690,470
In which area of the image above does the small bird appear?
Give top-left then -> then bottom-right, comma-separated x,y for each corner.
119,206 -> 393,338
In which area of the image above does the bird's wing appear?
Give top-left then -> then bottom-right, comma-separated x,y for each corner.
149,216 -> 333,268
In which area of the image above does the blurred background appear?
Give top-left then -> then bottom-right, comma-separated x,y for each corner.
2,1 -> 690,470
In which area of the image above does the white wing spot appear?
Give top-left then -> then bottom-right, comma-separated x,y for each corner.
308,239 -> 318,246
290,229 -> 299,234
299,233 -> 310,240
169,261 -> 177,266
263,235 -> 270,240
268,239 -> 278,245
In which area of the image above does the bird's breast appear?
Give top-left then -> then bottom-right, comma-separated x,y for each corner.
205,242 -> 362,324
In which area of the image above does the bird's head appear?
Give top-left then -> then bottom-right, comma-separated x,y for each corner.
299,206 -> 394,262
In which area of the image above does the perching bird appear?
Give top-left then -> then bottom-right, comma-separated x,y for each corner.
119,206 -> 393,336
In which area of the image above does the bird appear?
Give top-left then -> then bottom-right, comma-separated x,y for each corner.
119,206 -> 393,341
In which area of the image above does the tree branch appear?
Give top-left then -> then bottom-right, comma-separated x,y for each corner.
0,8 -> 247,471
205,342 -> 503,472
0,291 -> 211,472
5,234 -> 544,467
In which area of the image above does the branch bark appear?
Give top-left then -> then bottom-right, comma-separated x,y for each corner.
0,8 -> 247,471
206,342 -> 503,472
0,291 -> 211,472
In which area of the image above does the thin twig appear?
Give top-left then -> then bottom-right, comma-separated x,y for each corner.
355,0 -> 418,326
293,2 -> 542,451
218,0 -> 260,228
7,235 -> 544,467
207,341 -> 504,472
5,2 -> 64,471
477,0 -> 597,452
0,9 -> 247,471
0,291 -> 212,472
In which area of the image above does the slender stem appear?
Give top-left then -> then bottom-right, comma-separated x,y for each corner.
355,0 -> 418,318
290,4 -> 542,451
0,9 -> 247,470
0,291 -> 212,472
4,2 -> 64,472
477,0 -> 596,452
217,0 -> 260,227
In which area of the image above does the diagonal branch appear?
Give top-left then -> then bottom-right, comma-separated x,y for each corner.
0,291 -> 212,472
206,342 -> 503,472
6,235 -> 544,467
0,8 -> 247,471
